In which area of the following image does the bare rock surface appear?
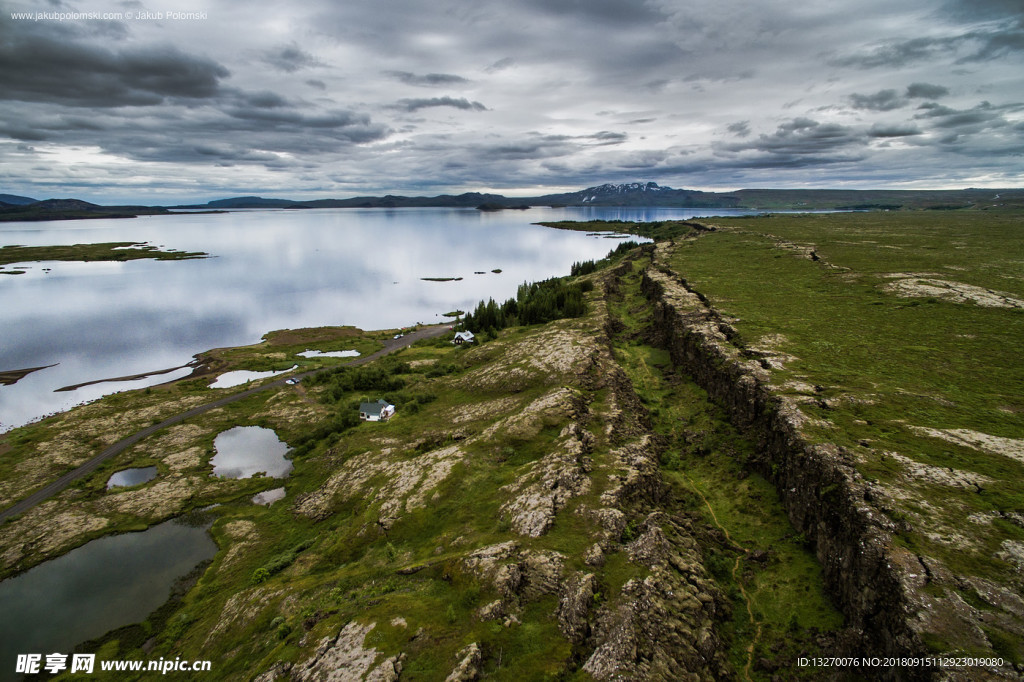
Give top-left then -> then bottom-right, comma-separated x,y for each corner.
883,276 -> 1024,308
557,572 -> 597,643
911,426 -> 1024,465
444,643 -> 481,682
0,502 -> 110,572
500,422 -> 593,537
289,621 -> 401,682
295,444 -> 464,523
583,513 -> 727,681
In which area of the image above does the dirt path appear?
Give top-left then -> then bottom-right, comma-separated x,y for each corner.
682,472 -> 763,682
0,324 -> 451,524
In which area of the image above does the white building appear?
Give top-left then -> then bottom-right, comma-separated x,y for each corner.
359,399 -> 395,422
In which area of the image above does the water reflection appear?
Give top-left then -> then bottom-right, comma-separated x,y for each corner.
0,516 -> 217,673
0,206 -> 721,431
296,349 -> 359,359
209,365 -> 297,389
106,466 -> 157,489
252,487 -> 286,506
211,426 -> 291,479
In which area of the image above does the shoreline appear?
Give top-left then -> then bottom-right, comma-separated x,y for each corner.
0,323 -> 450,524
0,364 -> 58,387
53,362 -> 199,392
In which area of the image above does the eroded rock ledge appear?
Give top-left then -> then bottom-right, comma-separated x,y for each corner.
640,258 -> 1015,680
253,291 -> 731,681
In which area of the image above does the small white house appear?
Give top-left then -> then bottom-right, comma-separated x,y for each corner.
359,399 -> 395,422
452,330 -> 475,345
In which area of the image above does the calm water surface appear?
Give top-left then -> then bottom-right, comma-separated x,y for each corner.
252,486 -> 287,506
0,206 -> 747,430
211,426 -> 292,479
106,466 -> 158,489
0,516 -> 217,677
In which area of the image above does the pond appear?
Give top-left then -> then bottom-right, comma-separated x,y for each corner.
0,515 -> 218,674
209,365 -> 297,389
106,466 -> 157,489
296,349 -> 360,359
251,487 -> 287,506
0,205 -> 723,431
211,426 -> 292,479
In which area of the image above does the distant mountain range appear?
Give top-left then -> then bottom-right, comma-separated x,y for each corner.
0,193 -> 39,206
3,183 -> 1023,222
0,196 -> 171,222
173,182 -> 1024,211
170,182 -> 739,210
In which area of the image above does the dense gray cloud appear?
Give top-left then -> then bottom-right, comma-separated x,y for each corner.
1,0 -> 1021,202
868,123 -> 923,138
0,22 -> 228,106
720,118 -> 865,160
391,97 -> 488,112
848,83 -> 953,111
849,90 -> 905,111
830,19 -> 1024,69
727,121 -> 751,137
906,83 -> 950,99
261,44 -> 322,73
386,71 -> 471,87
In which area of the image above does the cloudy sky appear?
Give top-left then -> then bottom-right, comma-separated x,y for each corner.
1,0 -> 1022,203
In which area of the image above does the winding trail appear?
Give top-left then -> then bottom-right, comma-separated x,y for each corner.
682,472 -> 763,682
0,324 -> 450,525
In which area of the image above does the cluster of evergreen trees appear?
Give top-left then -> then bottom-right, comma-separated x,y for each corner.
570,259 -> 598,276
570,241 -> 639,277
463,276 -> 593,335
463,240 -> 643,337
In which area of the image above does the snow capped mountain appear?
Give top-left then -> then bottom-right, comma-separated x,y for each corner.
580,182 -> 665,201
532,181 -> 740,208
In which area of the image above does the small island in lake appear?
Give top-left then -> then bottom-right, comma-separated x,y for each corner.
0,242 -> 209,272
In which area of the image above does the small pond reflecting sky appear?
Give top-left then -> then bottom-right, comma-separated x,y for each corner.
211,426 -> 292,479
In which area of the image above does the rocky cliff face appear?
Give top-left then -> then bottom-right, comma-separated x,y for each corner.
246,281 -> 732,681
640,248 -> 1018,680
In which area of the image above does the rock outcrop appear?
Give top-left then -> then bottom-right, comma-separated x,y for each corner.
582,512 -> 727,681
445,643 -> 481,682
640,256 -> 1021,679
287,621 -> 403,682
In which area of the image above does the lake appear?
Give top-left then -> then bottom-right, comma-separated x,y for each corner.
0,206 -> 747,431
